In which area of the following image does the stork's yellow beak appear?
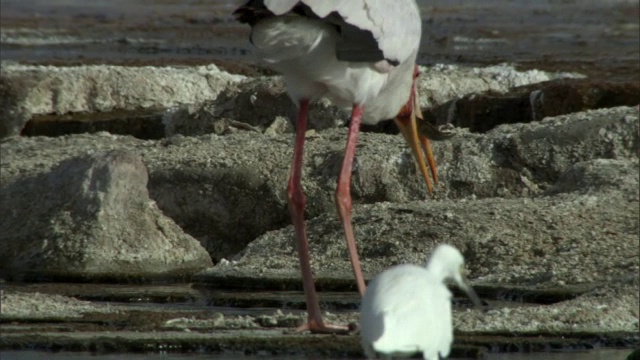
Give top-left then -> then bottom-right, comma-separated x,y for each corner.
394,81 -> 438,193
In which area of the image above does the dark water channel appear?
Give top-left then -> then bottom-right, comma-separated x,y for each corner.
1,283 -> 638,359
0,349 -> 635,360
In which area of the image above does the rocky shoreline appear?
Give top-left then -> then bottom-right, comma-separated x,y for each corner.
1,59 -> 638,358
1,0 -> 640,355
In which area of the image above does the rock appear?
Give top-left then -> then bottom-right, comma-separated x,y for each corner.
146,134 -> 293,262
1,107 -> 637,264
204,163 -> 638,290
457,285 -> 639,333
551,158 -> 640,194
1,292 -> 118,319
430,106 -> 639,198
163,77 -> 345,137
427,78 -> 640,133
167,64 -> 584,137
0,75 -> 32,139
0,62 -> 583,139
0,149 -> 213,281
192,106 -> 638,289
0,63 -> 245,138
416,63 -> 584,109
157,104 -> 639,258
265,116 -> 294,136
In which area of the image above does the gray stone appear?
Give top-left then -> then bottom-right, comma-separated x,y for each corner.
0,75 -> 33,139
427,78 -> 640,133
551,158 -> 640,194
166,64 -> 584,137
264,116 -> 295,136
1,107 -> 637,264
0,62 -> 582,139
0,63 -> 245,138
417,63 -> 584,108
206,161 -> 638,289
193,106 -> 639,290
435,106 -> 640,198
0,149 -> 213,280
163,76 -> 345,137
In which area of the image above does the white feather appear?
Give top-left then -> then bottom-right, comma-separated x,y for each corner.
360,244 -> 473,359
360,264 -> 453,359
248,0 -> 421,124
263,0 -> 421,65
262,0 -> 300,15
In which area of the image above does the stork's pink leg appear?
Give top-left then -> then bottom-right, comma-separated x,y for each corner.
288,99 -> 349,334
335,104 -> 367,297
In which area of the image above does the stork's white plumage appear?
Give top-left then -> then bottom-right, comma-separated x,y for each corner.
360,244 -> 482,359
247,0 -> 422,123
234,0 -> 442,333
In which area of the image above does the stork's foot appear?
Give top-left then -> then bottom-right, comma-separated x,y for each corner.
295,320 -> 353,334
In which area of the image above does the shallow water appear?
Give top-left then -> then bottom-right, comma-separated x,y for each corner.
488,349 -> 635,360
1,349 -> 635,360
1,0 -> 638,80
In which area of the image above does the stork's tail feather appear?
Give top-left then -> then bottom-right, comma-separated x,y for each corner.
233,1 -> 274,26
234,1 -> 316,27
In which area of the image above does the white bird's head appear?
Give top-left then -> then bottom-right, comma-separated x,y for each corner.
427,244 -> 483,308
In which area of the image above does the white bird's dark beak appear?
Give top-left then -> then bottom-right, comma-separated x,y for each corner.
460,281 -> 483,309
454,272 -> 483,309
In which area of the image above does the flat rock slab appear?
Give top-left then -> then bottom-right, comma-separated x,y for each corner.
0,64 -> 246,138
0,62 -> 581,138
428,78 -> 640,133
416,64 -> 583,109
0,288 -> 637,357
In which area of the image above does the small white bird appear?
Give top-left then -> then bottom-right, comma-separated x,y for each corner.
360,244 -> 482,359
234,0 -> 448,333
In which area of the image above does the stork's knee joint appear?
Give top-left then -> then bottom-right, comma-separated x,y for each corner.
334,190 -> 352,214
